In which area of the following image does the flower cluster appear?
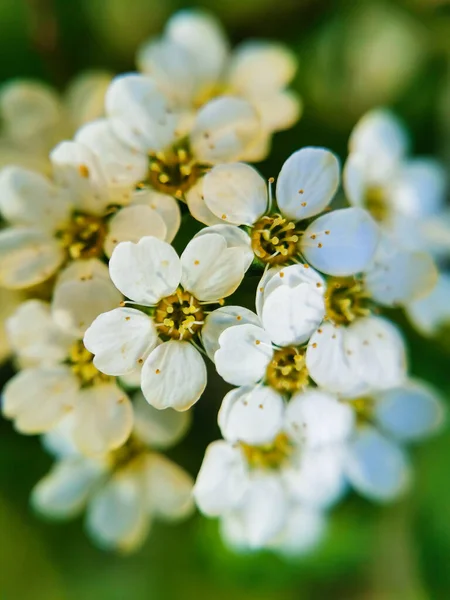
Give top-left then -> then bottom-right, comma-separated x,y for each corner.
0,10 -> 446,555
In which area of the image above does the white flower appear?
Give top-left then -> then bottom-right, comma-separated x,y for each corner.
31,391 -> 194,553
2,262 -> 131,455
136,9 -> 301,161
214,263 -> 406,397
104,72 -> 261,206
343,109 -> 448,256
194,148 -> 379,275
194,385 -> 352,551
0,72 -> 112,173
0,120 -> 180,289
84,234 -> 247,410
343,379 -> 445,502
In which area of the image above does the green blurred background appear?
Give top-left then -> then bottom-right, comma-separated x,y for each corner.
1,0 -> 450,598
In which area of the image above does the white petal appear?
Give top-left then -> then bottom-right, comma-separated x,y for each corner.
0,79 -> 64,150
286,389 -> 354,447
271,507 -> 326,556
52,276 -> 122,337
165,9 -> 228,84
190,97 -> 260,164
0,166 -> 70,230
72,384 -> 133,456
374,380 -> 445,441
345,427 -> 411,502
180,233 -> 245,301
64,70 -> 112,128
0,228 -> 64,289
194,224 -> 253,271
390,158 -> 447,218
406,272 -> 450,336
131,189 -> 181,243
235,473 -> 287,549
256,263 -> 324,318
193,441 -> 248,516
185,179 -> 224,226
202,163 -> 267,225
141,341 -> 207,410
228,41 -> 297,94
261,273 -> 325,346
50,140 -> 111,216
109,236 -> 181,305
0,287 -> 24,363
343,153 -> 369,207
301,207 -> 379,276
349,109 -> 409,177
56,258 -> 110,286
218,385 -> 285,445
86,467 -> 149,552
365,237 -> 438,306
144,453 -> 194,520
104,205 -> 167,257
251,90 -> 302,133
276,147 -> 340,220
306,322 -> 368,397
201,306 -> 261,361
2,366 -> 78,433
6,299 -> 75,365
215,323 -> 273,386
75,118 -> 148,187
132,390 -> 191,449
342,316 -> 407,393
42,415 -> 78,459
105,74 -> 179,154
136,37 -> 200,107
84,307 -> 158,376
284,445 -> 346,508
31,456 -> 105,518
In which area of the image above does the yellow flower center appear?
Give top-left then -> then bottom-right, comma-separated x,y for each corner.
147,144 -> 203,198
58,212 -> 107,260
240,432 -> 293,470
325,277 -> 372,326
109,435 -> 147,472
251,214 -> 300,265
347,396 -> 375,426
68,340 -> 111,387
266,347 -> 309,393
154,288 -> 205,341
365,186 -> 389,223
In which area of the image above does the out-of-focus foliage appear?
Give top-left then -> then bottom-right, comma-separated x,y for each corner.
0,0 -> 449,598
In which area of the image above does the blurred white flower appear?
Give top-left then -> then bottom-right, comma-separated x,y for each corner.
84,234 -> 247,411
344,109 -> 448,257
31,391 -> 194,553
2,261 -> 131,456
194,385 -> 352,552
137,9 -> 301,161
343,379 -> 445,502
196,147 -> 379,275
0,72 -> 112,174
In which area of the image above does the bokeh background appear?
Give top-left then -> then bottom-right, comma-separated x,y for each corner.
1,0 -> 449,598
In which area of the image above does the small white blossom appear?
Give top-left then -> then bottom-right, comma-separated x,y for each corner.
32,391 -> 194,553
2,262 -> 131,456
343,109 -> 448,256
0,122 -> 180,289
136,10 -> 301,162
194,147 -> 379,275
84,234 -> 247,410
194,385 -> 352,551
